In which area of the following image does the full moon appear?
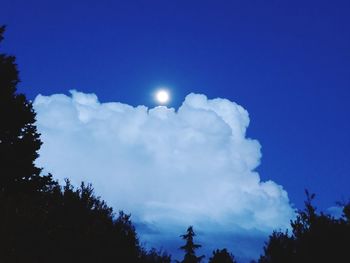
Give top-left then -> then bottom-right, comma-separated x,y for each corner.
155,90 -> 170,104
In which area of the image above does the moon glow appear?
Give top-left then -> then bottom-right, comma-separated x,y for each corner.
155,90 -> 170,104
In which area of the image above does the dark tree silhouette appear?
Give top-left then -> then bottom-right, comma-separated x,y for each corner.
41,180 -> 144,263
208,248 -> 236,263
0,26 -> 51,193
178,226 -> 204,263
259,190 -> 350,263
0,24 -> 55,263
258,231 -> 294,263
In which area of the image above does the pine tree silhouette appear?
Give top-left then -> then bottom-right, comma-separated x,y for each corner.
179,226 -> 204,263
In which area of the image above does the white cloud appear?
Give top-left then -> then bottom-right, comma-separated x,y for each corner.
33,90 -> 295,260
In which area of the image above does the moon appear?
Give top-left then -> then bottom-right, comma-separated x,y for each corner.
155,89 -> 170,104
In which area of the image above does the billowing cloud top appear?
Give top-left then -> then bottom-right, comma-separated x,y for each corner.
34,91 -> 294,260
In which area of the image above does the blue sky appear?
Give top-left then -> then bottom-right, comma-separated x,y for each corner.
1,0 -> 350,261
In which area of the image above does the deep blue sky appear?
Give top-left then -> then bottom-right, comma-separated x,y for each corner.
1,0 -> 350,211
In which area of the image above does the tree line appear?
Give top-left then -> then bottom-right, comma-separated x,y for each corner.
1,26 -> 349,263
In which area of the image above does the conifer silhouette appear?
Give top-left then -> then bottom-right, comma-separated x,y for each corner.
179,226 -> 204,263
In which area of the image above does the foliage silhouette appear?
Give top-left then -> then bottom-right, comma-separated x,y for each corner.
0,25 -> 52,193
178,226 -> 205,263
259,190 -> 350,263
258,231 -> 294,263
208,249 -> 236,263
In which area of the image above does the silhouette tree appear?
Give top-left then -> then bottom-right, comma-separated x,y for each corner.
0,25 -> 51,193
179,226 -> 204,263
258,231 -> 294,263
259,190 -> 350,263
0,25 -> 55,263
209,249 -> 236,263
41,180 -> 144,263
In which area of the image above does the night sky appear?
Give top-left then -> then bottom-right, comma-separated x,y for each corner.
2,0 -> 350,261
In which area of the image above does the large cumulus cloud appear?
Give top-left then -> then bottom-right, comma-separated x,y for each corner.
33,91 -> 294,261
